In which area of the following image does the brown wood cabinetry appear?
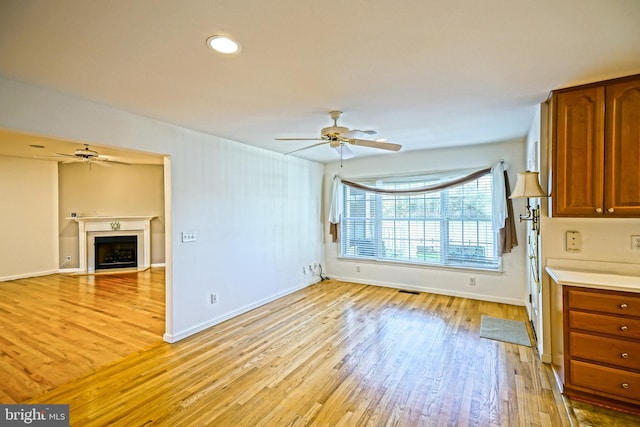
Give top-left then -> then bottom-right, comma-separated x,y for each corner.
563,286 -> 640,414
551,74 -> 640,217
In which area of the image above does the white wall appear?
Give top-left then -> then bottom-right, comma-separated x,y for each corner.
541,218 -> 640,263
58,162 -> 166,268
0,156 -> 59,280
0,77 -> 324,342
323,139 -> 529,306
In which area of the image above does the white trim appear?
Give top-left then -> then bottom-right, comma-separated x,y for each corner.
151,263 -> 166,268
551,365 -> 565,393
0,269 -> 58,282
329,274 -> 525,306
163,280 -> 318,343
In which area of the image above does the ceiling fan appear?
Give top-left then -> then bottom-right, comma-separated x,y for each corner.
276,111 -> 402,159
35,144 -> 130,166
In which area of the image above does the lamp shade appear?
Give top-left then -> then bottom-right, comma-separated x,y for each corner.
509,171 -> 547,198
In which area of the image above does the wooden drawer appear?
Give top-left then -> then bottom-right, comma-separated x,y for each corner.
569,311 -> 640,339
570,359 -> 640,401
569,331 -> 640,370
568,288 -> 640,316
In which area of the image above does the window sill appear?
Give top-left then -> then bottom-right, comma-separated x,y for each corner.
337,255 -> 504,275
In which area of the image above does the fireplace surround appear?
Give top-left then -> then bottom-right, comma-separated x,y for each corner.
71,216 -> 155,273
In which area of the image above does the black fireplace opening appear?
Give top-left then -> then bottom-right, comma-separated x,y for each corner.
95,235 -> 138,270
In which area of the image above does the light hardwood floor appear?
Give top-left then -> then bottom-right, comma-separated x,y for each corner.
20,277 -> 568,426
0,268 -> 165,403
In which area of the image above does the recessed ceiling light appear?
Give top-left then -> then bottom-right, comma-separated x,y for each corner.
207,35 -> 240,54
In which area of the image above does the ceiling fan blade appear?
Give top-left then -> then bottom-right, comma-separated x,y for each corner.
33,155 -> 71,160
348,138 -> 402,151
91,160 -> 112,167
276,137 -> 324,141
345,129 -> 378,137
98,158 -> 131,166
285,141 -> 329,155
334,144 -> 355,159
55,153 -> 78,158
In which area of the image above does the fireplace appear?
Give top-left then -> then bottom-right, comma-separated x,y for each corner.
95,236 -> 138,270
71,216 -> 154,273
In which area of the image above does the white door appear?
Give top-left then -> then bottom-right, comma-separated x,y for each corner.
527,231 -> 542,342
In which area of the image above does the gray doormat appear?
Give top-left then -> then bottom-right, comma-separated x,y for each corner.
480,315 -> 531,347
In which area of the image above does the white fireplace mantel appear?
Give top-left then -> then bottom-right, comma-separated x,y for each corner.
71,216 -> 155,273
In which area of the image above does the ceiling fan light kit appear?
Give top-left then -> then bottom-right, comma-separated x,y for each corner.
276,111 -> 402,161
34,144 -> 130,167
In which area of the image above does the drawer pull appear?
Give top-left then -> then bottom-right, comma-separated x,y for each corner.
621,352 -> 629,359
596,208 -> 602,213
622,383 -> 630,389
608,208 -> 615,213
621,325 -> 629,332
620,303 -> 628,309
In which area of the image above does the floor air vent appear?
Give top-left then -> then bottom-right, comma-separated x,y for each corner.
398,290 -> 420,295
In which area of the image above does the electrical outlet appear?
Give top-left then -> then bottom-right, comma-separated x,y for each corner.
566,231 -> 581,252
66,255 -> 72,261
356,265 -> 361,273
302,266 -> 306,274
469,277 -> 476,286
631,235 -> 640,251
210,293 -> 217,304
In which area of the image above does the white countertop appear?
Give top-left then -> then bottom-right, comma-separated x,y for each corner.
545,266 -> 640,293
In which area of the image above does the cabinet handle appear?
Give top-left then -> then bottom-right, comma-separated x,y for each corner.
607,208 -> 615,213
621,352 -> 629,359
621,325 -> 629,332
622,383 -> 630,389
620,303 -> 628,309
595,208 -> 602,213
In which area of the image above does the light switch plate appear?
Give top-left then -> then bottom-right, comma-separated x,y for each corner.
182,231 -> 196,242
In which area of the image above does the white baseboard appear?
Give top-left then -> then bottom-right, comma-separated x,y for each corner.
329,275 -> 525,307
550,364 -> 564,393
0,269 -> 59,282
163,278 -> 320,343
151,263 -> 166,268
2,265 -> 163,281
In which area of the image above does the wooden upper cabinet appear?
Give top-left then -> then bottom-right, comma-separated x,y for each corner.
551,74 -> 640,217
552,86 -> 605,216
605,79 -> 640,216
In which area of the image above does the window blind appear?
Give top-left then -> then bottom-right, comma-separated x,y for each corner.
340,172 -> 500,270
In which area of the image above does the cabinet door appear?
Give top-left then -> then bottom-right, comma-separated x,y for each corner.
552,86 -> 605,216
605,78 -> 640,216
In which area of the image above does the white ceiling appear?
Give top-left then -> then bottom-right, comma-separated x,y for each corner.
1,0 -> 639,164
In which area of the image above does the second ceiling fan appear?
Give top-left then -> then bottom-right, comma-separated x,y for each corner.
276,111 -> 401,159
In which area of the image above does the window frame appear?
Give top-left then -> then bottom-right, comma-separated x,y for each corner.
338,172 -> 501,271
